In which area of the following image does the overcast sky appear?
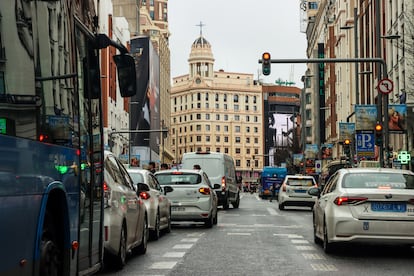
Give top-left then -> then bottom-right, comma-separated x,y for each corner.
168,0 -> 308,86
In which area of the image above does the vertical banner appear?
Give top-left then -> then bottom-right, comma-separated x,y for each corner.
355,105 -> 377,131
339,122 -> 355,141
317,43 -> 326,144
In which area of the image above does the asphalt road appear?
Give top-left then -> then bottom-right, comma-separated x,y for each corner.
99,192 -> 414,276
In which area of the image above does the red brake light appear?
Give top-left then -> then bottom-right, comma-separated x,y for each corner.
221,176 -> 226,190
334,196 -> 368,206
140,191 -> 151,200
199,187 -> 211,195
103,182 -> 109,191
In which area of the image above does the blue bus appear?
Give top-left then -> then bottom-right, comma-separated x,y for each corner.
259,167 -> 288,198
0,0 -> 136,274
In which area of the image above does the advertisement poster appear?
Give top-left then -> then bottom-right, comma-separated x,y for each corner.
339,122 -> 355,141
305,144 -> 319,159
355,105 -> 377,131
388,104 -> 406,132
321,143 -> 333,159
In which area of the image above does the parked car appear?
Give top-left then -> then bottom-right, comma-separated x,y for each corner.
308,167 -> 414,253
278,174 -> 318,210
181,151 -> 240,209
154,169 -> 220,228
127,168 -> 173,240
103,151 -> 149,269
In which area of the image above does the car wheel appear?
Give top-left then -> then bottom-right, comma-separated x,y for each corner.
40,211 -> 62,276
135,214 -> 148,255
278,203 -> 285,210
164,209 -> 172,234
150,212 -> 160,241
323,221 -> 334,253
213,207 -> 218,225
115,224 -> 127,269
313,216 -> 321,244
204,213 -> 214,228
222,197 -> 230,210
232,193 -> 240,209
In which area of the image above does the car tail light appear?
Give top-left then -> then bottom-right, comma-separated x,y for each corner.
199,187 -> 211,195
139,191 -> 151,200
334,196 -> 368,206
221,176 -> 226,191
103,181 -> 111,208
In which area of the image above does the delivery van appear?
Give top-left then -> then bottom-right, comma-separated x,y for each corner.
181,151 -> 240,209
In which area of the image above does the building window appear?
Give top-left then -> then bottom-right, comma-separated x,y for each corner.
205,93 -> 209,100
197,103 -> 201,108
224,136 -> 229,142
246,116 -> 250,122
206,125 -> 210,131
245,96 -> 249,103
224,114 -> 228,121
224,104 -> 227,110
215,93 -> 219,101
236,159 -> 240,166
216,114 -> 220,120
197,136 -> 202,142
235,126 -> 240,132
197,114 -> 201,120
253,96 -> 257,104
224,126 -> 229,132
223,94 -> 227,102
216,148 -> 220,152
245,105 -> 249,111
234,115 -> 240,121
206,147 -> 211,152
206,136 -> 210,142
215,103 -> 219,109
206,114 -> 210,120
246,137 -> 250,143
216,136 -> 220,142
197,92 -> 201,101
254,137 -> 259,143
254,116 -> 258,122
254,127 -> 258,133
216,125 -> 220,131
234,104 -> 239,111
235,137 -> 241,143
205,103 -> 209,108
225,148 -> 229,154
236,148 -> 241,154
246,126 -> 250,132
234,95 -> 239,102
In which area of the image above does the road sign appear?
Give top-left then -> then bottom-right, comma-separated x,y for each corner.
356,133 -> 375,157
377,78 -> 394,94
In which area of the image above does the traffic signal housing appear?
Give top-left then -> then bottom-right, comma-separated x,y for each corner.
343,139 -> 351,156
262,52 -> 271,76
375,123 -> 383,146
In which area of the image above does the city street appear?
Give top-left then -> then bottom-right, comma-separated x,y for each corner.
99,192 -> 414,276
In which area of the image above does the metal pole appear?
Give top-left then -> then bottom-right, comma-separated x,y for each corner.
375,0 -> 384,167
354,7 -> 359,105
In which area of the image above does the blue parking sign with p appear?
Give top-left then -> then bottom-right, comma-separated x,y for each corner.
356,133 -> 375,157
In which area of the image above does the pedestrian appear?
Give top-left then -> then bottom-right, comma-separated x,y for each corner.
270,183 -> 276,202
193,164 -> 201,170
160,163 -> 169,170
148,161 -> 156,173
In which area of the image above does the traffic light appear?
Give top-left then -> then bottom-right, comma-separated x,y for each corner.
375,123 -> 383,146
262,52 -> 271,75
343,139 -> 351,155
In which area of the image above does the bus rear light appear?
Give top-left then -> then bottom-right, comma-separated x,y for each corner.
72,240 -> 79,251
221,176 -> 226,190
103,181 -> 111,208
199,187 -> 211,195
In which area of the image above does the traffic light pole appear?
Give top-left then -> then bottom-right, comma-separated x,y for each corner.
259,57 -> 389,167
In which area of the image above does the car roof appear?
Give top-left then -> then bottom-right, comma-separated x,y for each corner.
154,169 -> 203,175
337,167 -> 414,174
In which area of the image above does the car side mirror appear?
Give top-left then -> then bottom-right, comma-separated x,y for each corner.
307,187 -> 320,197
136,182 -> 150,192
213,183 -> 221,189
163,186 -> 173,195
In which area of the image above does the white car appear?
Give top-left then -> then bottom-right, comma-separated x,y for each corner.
127,168 -> 173,240
308,167 -> 414,253
103,151 -> 148,269
154,169 -> 220,228
278,174 -> 318,210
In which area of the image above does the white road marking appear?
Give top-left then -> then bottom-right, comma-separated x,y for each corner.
227,232 -> 252,236
296,245 -> 316,250
302,253 -> 326,260
187,232 -> 205,237
267,207 -> 279,216
310,264 -> 338,271
181,238 -> 198,242
173,244 -> 193,249
288,234 -> 303,238
291,239 -> 310,244
150,261 -> 177,269
163,252 -> 186,258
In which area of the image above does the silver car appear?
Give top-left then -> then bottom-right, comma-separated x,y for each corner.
309,167 -> 414,253
103,151 -> 149,269
154,169 -> 220,228
127,168 -> 173,240
278,174 -> 317,210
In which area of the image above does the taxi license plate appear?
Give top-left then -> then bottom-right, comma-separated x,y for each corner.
371,202 -> 406,212
172,207 -> 185,212
295,189 -> 306,193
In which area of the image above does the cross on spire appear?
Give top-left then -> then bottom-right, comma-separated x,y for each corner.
196,21 -> 205,37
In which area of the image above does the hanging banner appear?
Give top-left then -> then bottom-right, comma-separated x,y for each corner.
355,105 -> 377,131
387,104 -> 406,133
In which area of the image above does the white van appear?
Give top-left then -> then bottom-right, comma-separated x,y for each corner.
181,152 -> 240,209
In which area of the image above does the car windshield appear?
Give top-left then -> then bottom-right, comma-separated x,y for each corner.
342,173 -> 414,189
287,179 -> 314,187
156,173 -> 202,185
128,172 -> 144,184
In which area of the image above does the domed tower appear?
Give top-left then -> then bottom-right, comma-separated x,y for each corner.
188,25 -> 215,79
